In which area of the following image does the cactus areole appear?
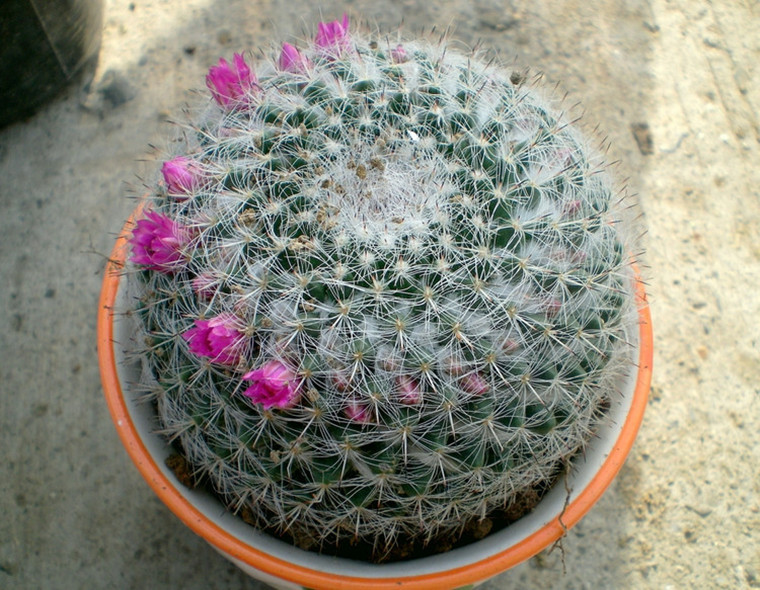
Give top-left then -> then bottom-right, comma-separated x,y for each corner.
101,14 -> 652,578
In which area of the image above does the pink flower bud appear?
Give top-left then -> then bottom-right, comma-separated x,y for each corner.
396,375 -> 421,405
315,13 -> 351,55
442,355 -> 465,376
563,199 -> 582,217
331,371 -> 351,392
278,42 -> 309,73
191,272 -> 217,300
182,314 -> 247,366
129,210 -> 190,273
243,361 -> 302,410
571,249 -> 588,264
461,372 -> 489,395
544,298 -> 562,318
390,44 -> 408,64
206,53 -> 258,109
553,147 -> 573,168
161,156 -> 201,196
344,399 -> 372,424
502,338 -> 520,354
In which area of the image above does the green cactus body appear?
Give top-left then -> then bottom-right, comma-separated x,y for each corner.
129,22 -> 638,559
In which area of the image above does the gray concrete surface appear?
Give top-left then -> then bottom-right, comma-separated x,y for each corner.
1,0 -> 758,588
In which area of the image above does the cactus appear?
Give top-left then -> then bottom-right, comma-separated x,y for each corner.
125,14 -> 639,560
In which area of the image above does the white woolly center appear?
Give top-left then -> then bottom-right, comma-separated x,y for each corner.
319,142 -> 447,240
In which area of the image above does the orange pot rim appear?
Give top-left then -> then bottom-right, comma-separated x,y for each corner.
98,210 -> 653,590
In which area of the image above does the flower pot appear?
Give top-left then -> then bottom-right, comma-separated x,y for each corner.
98,209 -> 653,590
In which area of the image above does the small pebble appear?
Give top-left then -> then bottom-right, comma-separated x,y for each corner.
98,69 -> 136,107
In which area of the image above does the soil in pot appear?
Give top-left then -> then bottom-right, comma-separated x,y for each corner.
164,446 -> 566,563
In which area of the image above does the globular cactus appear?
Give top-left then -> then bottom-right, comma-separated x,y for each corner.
127,14 -> 639,560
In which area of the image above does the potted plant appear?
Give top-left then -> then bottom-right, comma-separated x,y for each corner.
98,14 -> 653,590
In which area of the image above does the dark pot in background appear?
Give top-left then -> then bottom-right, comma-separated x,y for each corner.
0,0 -> 103,128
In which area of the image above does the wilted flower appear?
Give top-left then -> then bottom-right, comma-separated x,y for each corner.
315,14 -> 351,54
243,361 -> 302,409
182,314 -> 246,366
161,156 -> 201,195
278,42 -> 309,73
129,210 -> 189,272
206,53 -> 258,108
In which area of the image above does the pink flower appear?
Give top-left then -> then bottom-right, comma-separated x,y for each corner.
182,314 -> 247,366
206,53 -> 258,108
461,372 -> 489,395
161,156 -> 201,195
315,14 -> 351,54
278,42 -> 309,73
242,361 -> 302,410
129,210 -> 190,272
390,44 -> 408,64
191,272 -> 217,300
396,375 -> 421,405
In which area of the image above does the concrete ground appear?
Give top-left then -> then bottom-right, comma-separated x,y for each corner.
1,0 -> 758,588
